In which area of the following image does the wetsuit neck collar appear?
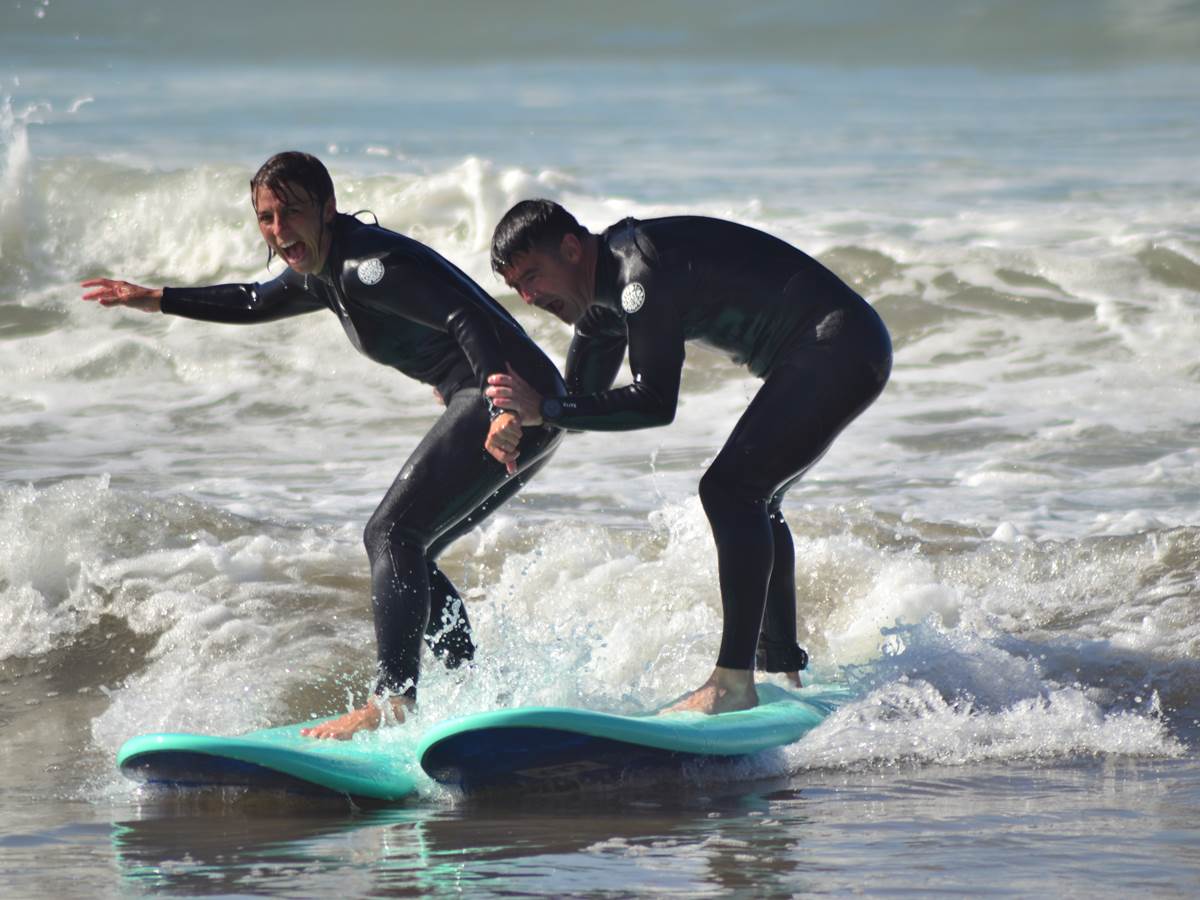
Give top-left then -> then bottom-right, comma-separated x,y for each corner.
315,213 -> 352,283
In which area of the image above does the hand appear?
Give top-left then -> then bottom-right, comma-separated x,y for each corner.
80,278 -> 163,313
485,364 -> 544,426
485,412 -> 523,476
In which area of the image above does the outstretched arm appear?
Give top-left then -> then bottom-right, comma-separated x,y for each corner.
83,271 -> 323,323
80,278 -> 163,313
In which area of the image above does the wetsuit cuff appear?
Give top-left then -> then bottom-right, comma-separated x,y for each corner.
755,640 -> 809,673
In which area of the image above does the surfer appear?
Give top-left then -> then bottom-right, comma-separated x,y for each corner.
81,152 -> 565,739
485,201 -> 891,715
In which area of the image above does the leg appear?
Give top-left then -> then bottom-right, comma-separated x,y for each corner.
756,498 -> 808,684
423,450 -> 556,668
669,329 -> 889,714
368,392 -> 558,698
424,563 -> 473,669
305,390 -> 560,739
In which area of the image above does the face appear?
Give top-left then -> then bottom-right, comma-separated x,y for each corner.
253,183 -> 334,274
501,235 -> 590,325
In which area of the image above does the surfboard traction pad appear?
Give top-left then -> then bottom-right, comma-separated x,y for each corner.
117,683 -> 848,800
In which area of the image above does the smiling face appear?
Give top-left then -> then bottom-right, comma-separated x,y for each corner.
253,182 -> 334,274
500,234 -> 591,325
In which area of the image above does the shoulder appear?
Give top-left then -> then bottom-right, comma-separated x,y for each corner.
604,217 -> 659,272
334,215 -> 429,288
602,218 -> 669,317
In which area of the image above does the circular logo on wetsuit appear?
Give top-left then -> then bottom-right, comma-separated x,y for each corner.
621,282 -> 646,314
357,258 -> 385,286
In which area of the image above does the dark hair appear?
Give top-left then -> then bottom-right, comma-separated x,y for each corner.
250,151 -> 336,210
490,199 -> 586,274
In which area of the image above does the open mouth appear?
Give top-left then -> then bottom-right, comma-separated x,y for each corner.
279,240 -> 308,268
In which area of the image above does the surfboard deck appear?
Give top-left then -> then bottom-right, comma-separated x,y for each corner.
117,716 -> 419,803
417,683 -> 848,793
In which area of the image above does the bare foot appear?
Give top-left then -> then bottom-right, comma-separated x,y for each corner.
662,666 -> 759,715
784,671 -> 803,688
301,696 -> 413,741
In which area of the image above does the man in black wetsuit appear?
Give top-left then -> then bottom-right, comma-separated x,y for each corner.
485,200 -> 891,715
81,152 -> 564,739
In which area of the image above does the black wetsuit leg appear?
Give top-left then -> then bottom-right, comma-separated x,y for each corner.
698,306 -> 892,671
421,449 -> 556,668
757,501 -> 802,670
364,388 -> 560,697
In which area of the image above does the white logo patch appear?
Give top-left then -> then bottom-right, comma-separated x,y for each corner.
621,282 -> 646,314
357,258 -> 385,286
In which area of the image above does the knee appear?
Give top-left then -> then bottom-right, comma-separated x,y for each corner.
363,512 -> 388,558
699,465 -> 757,519
364,511 -> 426,560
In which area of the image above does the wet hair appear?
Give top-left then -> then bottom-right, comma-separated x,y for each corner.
250,151 -> 337,267
490,199 -> 587,274
250,151 -> 335,210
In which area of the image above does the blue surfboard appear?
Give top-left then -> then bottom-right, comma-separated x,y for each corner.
117,717 -> 419,803
417,683 -> 848,793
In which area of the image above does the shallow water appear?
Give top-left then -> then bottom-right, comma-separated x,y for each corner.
2,2 -> 1199,896
4,759 -> 1199,897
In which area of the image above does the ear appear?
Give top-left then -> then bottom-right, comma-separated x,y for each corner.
323,196 -> 336,223
559,232 -> 583,264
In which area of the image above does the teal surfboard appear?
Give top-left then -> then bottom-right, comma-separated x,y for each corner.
417,683 -> 848,793
117,717 -> 419,803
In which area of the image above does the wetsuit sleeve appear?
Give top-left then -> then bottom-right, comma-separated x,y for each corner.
348,251 -> 510,392
160,270 -> 324,323
564,306 -> 627,394
547,285 -> 685,431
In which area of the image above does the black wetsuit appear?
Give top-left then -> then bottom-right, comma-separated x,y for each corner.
161,213 -> 565,696
540,216 -> 891,672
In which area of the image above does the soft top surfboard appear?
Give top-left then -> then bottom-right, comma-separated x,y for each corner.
117,716 -> 419,803
417,682 -> 848,793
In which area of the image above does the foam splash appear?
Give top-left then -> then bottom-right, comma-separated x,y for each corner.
793,678 -> 1182,772
0,475 -> 1181,802
0,91 -> 44,271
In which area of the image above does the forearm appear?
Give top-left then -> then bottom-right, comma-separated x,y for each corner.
544,382 -> 677,431
565,335 -> 626,395
161,280 -> 318,324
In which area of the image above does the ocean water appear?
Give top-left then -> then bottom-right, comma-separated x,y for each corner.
2,1 -> 1200,896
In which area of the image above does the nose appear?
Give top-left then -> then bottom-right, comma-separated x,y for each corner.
517,285 -> 536,304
